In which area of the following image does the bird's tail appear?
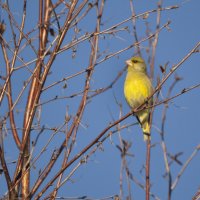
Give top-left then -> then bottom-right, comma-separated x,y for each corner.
142,121 -> 151,141
137,111 -> 151,141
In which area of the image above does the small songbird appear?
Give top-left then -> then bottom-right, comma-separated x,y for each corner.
124,56 -> 154,141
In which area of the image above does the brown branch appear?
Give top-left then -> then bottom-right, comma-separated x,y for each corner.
146,139 -> 151,200
192,185 -> 200,200
1,41 -> 21,149
0,145 -> 13,197
18,0 -> 52,198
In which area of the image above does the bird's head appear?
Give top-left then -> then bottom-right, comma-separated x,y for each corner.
126,56 -> 147,73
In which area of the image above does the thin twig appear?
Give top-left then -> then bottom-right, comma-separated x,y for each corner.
171,145 -> 200,190
146,139 -> 151,200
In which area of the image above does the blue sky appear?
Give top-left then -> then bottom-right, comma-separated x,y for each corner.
0,0 -> 200,199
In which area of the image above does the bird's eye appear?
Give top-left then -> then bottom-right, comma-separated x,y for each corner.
133,60 -> 138,63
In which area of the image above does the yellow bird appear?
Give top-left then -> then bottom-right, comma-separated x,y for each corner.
124,56 -> 154,141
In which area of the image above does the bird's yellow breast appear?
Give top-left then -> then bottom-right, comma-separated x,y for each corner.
124,71 -> 153,109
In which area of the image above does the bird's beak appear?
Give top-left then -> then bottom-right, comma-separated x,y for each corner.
126,60 -> 132,66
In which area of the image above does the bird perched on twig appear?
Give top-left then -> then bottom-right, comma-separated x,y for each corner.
124,56 -> 154,141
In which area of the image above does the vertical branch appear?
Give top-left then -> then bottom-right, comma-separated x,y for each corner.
1,1 -> 28,197
150,0 -> 163,79
129,0 -> 141,56
19,0 -> 51,198
145,2 -> 163,197
146,139 -> 151,200
7,0 -> 27,149
6,0 -> 17,47
0,0 -> 28,150
160,105 -> 172,200
0,145 -> 14,198
1,40 -> 21,148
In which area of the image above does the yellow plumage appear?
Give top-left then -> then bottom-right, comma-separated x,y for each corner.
124,56 -> 153,141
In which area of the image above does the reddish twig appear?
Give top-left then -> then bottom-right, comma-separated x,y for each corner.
146,139 -> 151,200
